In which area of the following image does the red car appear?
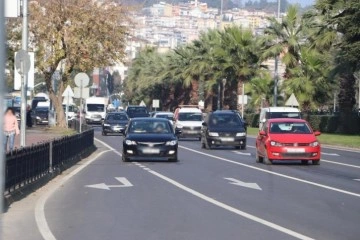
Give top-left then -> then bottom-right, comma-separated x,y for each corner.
256,118 -> 321,165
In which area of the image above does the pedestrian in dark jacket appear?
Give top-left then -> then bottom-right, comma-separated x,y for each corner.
26,105 -> 33,128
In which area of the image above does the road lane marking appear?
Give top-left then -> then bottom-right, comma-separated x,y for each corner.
179,145 -> 360,198
321,152 -> 340,156
35,149 -> 111,240
224,177 -> 262,190
321,159 -> 360,169
247,145 -> 256,148
140,166 -> 313,240
85,177 -> 133,190
232,151 -> 252,156
354,179 -> 360,181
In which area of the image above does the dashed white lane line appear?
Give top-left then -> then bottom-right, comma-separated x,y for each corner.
35,149 -> 112,240
180,145 -> 360,198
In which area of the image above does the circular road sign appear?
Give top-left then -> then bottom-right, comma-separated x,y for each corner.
74,72 -> 90,87
15,50 -> 31,75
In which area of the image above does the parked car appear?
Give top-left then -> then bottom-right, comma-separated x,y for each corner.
153,112 -> 174,125
102,112 -> 129,136
122,118 -> 181,162
255,118 -> 321,165
126,105 -> 150,119
201,110 -> 247,149
34,107 -> 49,125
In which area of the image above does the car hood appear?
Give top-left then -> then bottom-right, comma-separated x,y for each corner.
209,126 -> 246,133
104,120 -> 128,125
177,121 -> 202,127
269,134 -> 317,143
126,133 -> 176,142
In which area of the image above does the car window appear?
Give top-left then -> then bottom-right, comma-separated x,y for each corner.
155,114 -> 173,120
269,112 -> 301,119
209,114 -> 242,127
129,120 -> 171,134
178,113 -> 202,121
270,122 -> 311,134
107,114 -> 128,121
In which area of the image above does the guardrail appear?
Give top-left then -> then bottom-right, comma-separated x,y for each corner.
4,129 -> 94,194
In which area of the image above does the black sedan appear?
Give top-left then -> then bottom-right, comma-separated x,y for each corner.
102,112 -> 129,136
201,110 -> 247,149
122,118 -> 181,162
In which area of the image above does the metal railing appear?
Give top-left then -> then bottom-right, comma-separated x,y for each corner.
4,129 -> 94,194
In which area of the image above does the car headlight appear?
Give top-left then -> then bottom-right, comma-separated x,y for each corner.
236,132 -> 246,137
176,124 -> 183,129
270,141 -> 282,146
36,116 -> 41,120
125,140 -> 137,145
208,132 -> 219,137
309,141 -> 319,147
165,140 -> 178,146
103,123 -> 110,127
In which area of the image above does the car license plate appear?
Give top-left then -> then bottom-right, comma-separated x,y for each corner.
185,130 -> 198,134
220,137 -> 234,142
142,148 -> 160,154
286,148 -> 305,153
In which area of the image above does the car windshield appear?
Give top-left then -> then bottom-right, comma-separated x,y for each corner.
269,112 -> 301,119
106,114 -> 128,121
63,105 -> 77,112
270,122 -> 312,134
178,113 -> 202,121
209,114 -> 243,127
127,107 -> 148,114
128,120 -> 171,134
87,104 -> 104,112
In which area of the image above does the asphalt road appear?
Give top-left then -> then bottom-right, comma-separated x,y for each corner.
42,126 -> 360,240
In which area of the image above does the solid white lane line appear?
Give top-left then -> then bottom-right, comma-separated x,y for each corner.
321,159 -> 360,169
354,179 -> 360,182
144,168 -> 313,240
246,145 -> 256,149
35,149 -> 112,240
179,145 -> 360,198
232,151 -> 252,156
321,152 -> 340,156
95,138 -> 121,156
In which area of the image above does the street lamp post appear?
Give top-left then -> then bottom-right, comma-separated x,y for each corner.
222,78 -> 226,110
273,0 -> 281,107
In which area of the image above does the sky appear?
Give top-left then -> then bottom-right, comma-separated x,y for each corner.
286,0 -> 315,7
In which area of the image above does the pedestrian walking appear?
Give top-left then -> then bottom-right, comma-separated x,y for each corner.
26,104 -> 33,128
4,107 -> 20,152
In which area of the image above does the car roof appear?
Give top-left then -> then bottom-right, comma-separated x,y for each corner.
267,118 -> 306,123
262,107 -> 300,112
130,117 -> 167,121
178,108 -> 201,113
154,112 -> 173,115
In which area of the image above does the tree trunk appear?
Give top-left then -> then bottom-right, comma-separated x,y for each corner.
190,79 -> 199,105
237,78 -> 245,112
49,81 -> 67,128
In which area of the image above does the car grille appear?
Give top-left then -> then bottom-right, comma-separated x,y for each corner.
282,153 -> 313,158
137,142 -> 165,147
282,143 -> 310,147
183,126 -> 201,131
92,114 -> 102,118
218,132 -> 236,137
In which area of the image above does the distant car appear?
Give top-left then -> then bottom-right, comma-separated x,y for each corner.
255,118 -> 321,165
153,112 -> 174,125
122,118 -> 181,162
201,110 -> 247,149
174,107 -> 203,140
34,107 -> 49,125
102,112 -> 129,136
126,106 -> 150,119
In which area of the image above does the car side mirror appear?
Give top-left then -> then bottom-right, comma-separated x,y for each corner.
314,131 -> 321,136
259,130 -> 266,136
175,128 -> 182,135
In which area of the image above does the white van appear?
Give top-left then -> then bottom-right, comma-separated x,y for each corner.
85,97 -> 108,124
259,107 -> 301,130
174,106 -> 203,140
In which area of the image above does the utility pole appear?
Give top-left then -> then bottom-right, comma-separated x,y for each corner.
20,0 -> 29,146
0,0 -> 6,213
273,0 -> 281,107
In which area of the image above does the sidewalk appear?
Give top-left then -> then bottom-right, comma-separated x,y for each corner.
13,126 -> 74,149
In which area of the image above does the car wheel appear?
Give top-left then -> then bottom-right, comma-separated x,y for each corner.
240,145 -> 246,150
263,152 -> 272,165
122,153 -> 129,162
235,146 -> 241,150
204,137 -> 212,149
301,160 -> 308,165
255,151 -> 263,163
312,159 -> 320,165
169,156 -> 178,162
198,137 -> 201,141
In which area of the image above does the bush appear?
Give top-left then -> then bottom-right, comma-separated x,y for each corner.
326,116 -> 339,133
244,113 -> 259,128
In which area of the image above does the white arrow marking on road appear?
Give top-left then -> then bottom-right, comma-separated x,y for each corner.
224,177 -> 262,191
321,152 -> 340,156
85,177 -> 133,190
232,151 -> 251,156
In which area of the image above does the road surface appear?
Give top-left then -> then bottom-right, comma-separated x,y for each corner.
18,127 -> 360,239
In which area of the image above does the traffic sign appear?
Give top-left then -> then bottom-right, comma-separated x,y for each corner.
74,87 -> 90,99
62,85 -> 75,97
139,100 -> 146,107
152,99 -> 160,108
15,50 -> 31,75
74,72 -> 90,87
